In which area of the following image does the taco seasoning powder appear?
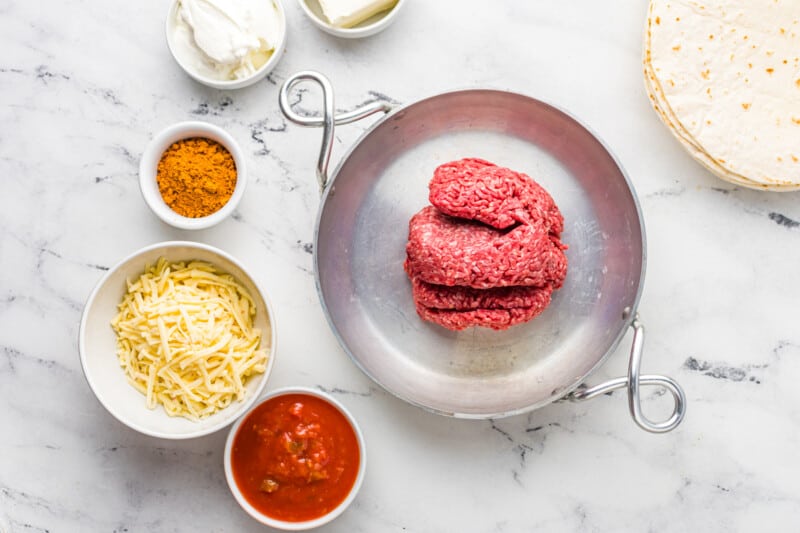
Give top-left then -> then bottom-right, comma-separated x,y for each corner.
156,137 -> 237,218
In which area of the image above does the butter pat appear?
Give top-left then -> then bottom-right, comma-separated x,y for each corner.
317,0 -> 398,28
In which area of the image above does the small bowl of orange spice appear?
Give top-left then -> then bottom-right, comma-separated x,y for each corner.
139,121 -> 246,229
224,387 -> 366,530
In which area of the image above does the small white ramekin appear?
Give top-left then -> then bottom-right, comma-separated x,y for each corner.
298,0 -> 405,38
139,121 -> 246,230
224,387 -> 367,530
165,0 -> 287,90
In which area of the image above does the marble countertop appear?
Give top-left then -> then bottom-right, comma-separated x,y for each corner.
3,1 -> 800,531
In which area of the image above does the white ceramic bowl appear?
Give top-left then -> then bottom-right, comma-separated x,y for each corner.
298,0 -> 405,38
165,0 -> 287,89
139,121 -> 246,230
224,387 -> 366,530
78,241 -> 277,439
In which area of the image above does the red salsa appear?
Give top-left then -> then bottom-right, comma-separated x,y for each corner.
231,393 -> 361,522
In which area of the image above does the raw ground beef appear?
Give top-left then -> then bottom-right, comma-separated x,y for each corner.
405,158 -> 567,331
408,278 -> 553,331
413,302 -> 549,331
429,158 -> 564,235
404,207 -> 567,289
408,277 -> 553,310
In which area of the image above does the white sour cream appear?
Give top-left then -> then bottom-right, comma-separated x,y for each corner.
172,0 -> 282,81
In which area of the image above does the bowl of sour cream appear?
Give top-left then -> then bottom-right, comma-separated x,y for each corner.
166,0 -> 287,90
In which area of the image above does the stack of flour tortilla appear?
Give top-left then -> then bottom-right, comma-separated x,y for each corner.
644,0 -> 800,190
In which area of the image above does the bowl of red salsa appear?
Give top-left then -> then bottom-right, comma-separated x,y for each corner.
224,387 -> 365,529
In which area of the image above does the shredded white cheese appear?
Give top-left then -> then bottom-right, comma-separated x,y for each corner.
111,258 -> 268,420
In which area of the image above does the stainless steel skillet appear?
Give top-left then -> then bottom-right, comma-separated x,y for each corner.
279,71 -> 686,433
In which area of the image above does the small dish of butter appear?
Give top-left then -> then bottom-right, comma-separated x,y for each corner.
166,0 -> 287,89
299,0 -> 404,38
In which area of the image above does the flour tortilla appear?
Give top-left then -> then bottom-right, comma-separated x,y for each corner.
644,56 -> 800,190
644,0 -> 800,188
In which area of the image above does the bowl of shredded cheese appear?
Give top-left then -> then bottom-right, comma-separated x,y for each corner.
79,241 -> 276,439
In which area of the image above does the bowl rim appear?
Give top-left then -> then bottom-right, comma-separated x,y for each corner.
224,386 -> 367,530
165,0 -> 288,89
297,0 -> 404,38
138,121 -> 247,230
78,240 -> 277,439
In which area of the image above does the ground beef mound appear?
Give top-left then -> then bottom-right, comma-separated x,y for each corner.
413,302 -> 550,331
408,277 -> 553,311
405,158 -> 567,331
429,158 -> 564,234
405,207 -> 567,289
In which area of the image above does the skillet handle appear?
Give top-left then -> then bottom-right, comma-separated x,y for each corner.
567,314 -> 687,433
279,71 -> 394,193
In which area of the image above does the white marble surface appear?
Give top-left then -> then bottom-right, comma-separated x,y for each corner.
2,1 -> 800,531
